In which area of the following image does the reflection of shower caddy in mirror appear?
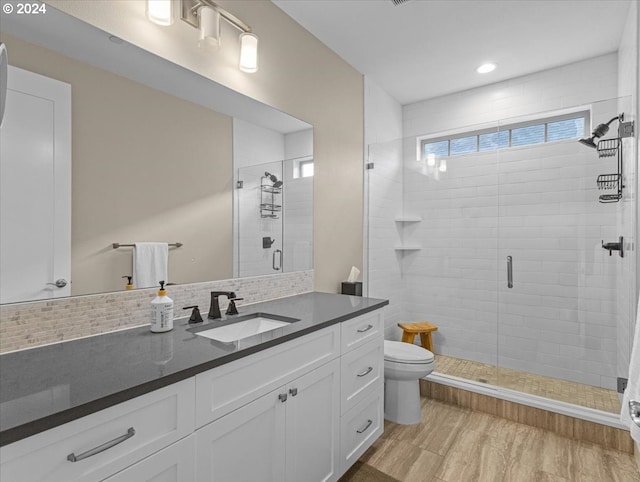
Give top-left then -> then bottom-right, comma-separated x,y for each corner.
260,171 -> 282,218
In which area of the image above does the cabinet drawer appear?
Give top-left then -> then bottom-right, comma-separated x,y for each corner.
340,392 -> 383,474
103,435 -> 195,482
0,378 -> 195,482
340,339 -> 383,414
341,311 -> 383,353
195,325 -> 340,428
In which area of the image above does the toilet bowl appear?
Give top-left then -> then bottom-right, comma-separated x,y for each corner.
384,340 -> 435,425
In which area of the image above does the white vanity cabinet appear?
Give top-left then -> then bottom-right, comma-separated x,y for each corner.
0,378 -> 195,482
338,311 -> 384,476
0,306 -> 386,482
102,435 -> 196,482
195,358 -> 340,482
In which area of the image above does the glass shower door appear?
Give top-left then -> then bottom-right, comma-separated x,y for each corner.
495,98 -> 633,413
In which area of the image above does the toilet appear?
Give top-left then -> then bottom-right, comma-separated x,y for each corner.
383,340 -> 435,425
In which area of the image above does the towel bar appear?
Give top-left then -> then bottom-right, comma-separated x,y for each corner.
112,242 -> 183,249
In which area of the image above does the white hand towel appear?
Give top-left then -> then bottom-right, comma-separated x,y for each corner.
133,242 -> 168,289
621,299 -> 640,444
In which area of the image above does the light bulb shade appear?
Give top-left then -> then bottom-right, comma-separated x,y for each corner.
239,33 -> 258,73
198,6 -> 220,47
147,0 -> 173,26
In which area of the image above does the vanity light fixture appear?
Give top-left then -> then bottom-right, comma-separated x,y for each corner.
147,0 -> 173,26
179,0 -> 258,73
476,63 -> 496,74
198,6 -> 221,47
239,33 -> 258,73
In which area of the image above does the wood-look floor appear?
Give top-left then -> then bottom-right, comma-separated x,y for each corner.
435,354 -> 620,414
353,398 -> 640,482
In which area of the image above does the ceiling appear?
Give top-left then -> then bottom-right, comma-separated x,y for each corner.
272,0 -> 632,105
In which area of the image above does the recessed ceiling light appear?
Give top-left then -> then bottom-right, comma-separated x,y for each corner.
477,63 -> 496,74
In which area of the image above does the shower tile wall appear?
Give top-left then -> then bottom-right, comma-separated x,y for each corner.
400,54 -> 622,389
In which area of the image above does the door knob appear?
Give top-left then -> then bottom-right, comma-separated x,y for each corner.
47,279 -> 67,288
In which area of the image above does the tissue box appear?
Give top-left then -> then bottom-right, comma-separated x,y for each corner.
341,282 -> 362,296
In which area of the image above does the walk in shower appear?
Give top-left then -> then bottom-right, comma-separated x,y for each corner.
366,96 -> 636,418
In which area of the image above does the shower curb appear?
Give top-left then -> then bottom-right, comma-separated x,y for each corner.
422,373 -> 635,454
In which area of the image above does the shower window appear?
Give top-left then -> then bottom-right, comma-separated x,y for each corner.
419,110 -> 588,159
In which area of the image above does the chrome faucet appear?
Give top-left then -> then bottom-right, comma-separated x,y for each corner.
208,291 -> 243,319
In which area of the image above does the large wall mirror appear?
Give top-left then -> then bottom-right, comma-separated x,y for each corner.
0,3 -> 313,304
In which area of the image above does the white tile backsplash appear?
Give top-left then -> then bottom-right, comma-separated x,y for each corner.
0,270 -> 313,353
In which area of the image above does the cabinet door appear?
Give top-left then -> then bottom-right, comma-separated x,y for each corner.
285,358 -> 340,482
103,435 -> 195,482
195,389 -> 286,482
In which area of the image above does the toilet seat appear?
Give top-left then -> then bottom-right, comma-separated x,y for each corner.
384,340 -> 434,364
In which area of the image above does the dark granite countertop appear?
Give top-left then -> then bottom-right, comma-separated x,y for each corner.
0,292 -> 388,446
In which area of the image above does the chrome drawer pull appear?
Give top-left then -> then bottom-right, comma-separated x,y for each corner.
357,366 -> 374,377
630,400 -> 640,428
67,427 -> 135,462
357,324 -> 373,333
356,419 -> 373,434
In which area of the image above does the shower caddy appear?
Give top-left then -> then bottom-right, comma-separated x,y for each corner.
260,175 -> 281,218
596,137 -> 624,203
596,113 -> 634,203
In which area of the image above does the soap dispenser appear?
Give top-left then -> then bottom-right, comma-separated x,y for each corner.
150,281 -> 174,333
122,276 -> 134,290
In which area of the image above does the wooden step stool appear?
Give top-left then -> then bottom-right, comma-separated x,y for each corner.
398,321 -> 438,352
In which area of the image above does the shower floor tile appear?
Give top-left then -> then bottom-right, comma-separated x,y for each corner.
434,355 -> 621,414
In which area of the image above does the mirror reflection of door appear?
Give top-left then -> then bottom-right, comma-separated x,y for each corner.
0,66 -> 71,303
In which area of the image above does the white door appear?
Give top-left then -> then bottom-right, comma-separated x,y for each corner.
0,66 -> 71,303
195,388 -> 286,481
285,358 -> 341,482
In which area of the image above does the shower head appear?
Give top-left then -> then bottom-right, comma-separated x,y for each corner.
578,114 -> 624,149
273,180 -> 283,188
578,136 -> 598,149
264,171 -> 278,183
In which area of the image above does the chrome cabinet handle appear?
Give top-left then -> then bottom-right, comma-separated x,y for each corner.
272,249 -> 283,271
278,393 -> 288,403
630,401 -> 640,428
47,278 -> 67,288
357,366 -> 373,377
507,256 -> 513,289
289,388 -> 298,397
357,324 -> 373,333
67,427 -> 135,462
356,419 -> 373,434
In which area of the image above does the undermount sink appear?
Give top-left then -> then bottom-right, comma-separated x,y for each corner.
195,313 -> 299,344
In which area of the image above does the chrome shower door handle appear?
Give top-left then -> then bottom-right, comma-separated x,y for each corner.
507,256 -> 513,289
272,249 -> 283,271
630,401 -> 640,428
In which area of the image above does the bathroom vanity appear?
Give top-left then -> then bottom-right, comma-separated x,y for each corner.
0,292 -> 387,482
